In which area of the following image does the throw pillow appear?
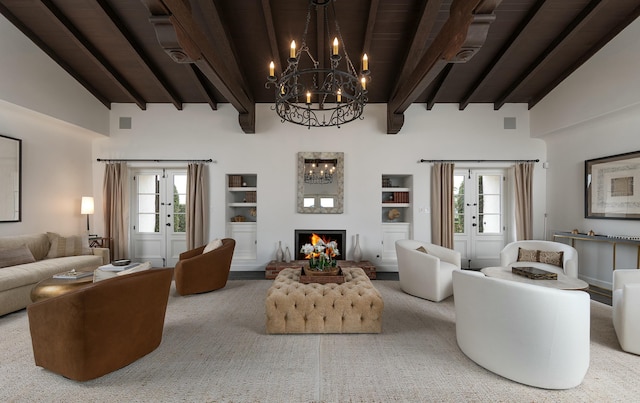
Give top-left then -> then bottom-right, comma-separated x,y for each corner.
203,238 -> 223,254
0,244 -> 36,268
517,248 -> 538,262
116,261 -> 152,276
416,246 -> 428,254
539,251 -> 564,268
46,232 -> 91,259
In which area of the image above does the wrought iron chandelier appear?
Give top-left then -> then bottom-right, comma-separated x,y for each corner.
304,159 -> 336,184
266,0 -> 370,129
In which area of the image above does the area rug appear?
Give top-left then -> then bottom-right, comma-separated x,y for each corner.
0,280 -> 638,402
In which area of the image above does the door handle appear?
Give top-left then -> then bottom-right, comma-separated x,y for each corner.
166,223 -> 171,226
472,223 -> 477,227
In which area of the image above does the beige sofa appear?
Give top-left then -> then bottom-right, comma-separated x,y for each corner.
0,233 -> 109,316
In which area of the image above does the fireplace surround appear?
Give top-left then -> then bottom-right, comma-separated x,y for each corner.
295,229 -> 346,261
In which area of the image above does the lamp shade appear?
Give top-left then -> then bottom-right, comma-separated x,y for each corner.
81,197 -> 94,215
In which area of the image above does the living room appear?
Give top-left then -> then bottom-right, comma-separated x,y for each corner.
2,3 -> 640,400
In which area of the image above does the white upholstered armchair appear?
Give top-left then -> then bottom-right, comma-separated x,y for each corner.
452,269 -> 590,389
395,239 -> 461,302
613,269 -> 640,355
500,240 -> 579,278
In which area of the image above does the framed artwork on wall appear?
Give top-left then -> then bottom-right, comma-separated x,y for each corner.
585,150 -> 640,220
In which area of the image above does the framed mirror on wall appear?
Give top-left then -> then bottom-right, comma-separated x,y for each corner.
297,152 -> 344,214
0,134 -> 21,222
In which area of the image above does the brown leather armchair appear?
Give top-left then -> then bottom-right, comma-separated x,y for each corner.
27,269 -> 173,381
174,238 -> 235,296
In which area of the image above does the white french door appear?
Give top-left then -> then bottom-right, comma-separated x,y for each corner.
453,169 -> 507,269
130,169 -> 187,267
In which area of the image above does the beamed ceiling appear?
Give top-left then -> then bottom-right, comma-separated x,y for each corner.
1,0 -> 639,134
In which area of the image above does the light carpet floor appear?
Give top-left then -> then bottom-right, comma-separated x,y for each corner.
1,279 -> 638,402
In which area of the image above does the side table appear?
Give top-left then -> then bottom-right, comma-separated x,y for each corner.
89,236 -> 113,261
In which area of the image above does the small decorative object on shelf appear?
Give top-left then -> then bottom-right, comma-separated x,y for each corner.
284,246 -> 291,263
300,233 -> 340,272
276,241 -> 284,262
588,230 -> 596,236
571,229 -> 579,234
388,208 -> 401,221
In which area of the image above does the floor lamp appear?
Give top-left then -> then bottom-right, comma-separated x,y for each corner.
81,196 -> 95,237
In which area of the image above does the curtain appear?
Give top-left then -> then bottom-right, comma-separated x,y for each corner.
103,162 -> 129,260
430,162 -> 455,248
514,162 -> 534,240
186,163 -> 207,250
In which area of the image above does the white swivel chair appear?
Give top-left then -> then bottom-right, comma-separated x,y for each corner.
395,239 -> 461,302
500,240 -> 579,278
452,269 -> 590,389
613,269 -> 640,355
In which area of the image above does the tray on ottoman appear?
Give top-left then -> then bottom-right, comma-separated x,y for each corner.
512,266 -> 558,280
300,267 -> 345,284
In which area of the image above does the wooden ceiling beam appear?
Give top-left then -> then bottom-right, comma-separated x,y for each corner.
528,2 -> 640,109
425,64 -> 454,111
94,0 -> 183,110
261,0 -> 281,77
186,64 -> 218,111
39,0 -> 147,110
392,0 -> 443,97
362,0 -> 379,58
458,0 -> 547,110
141,0 -> 255,133
387,0 -> 502,134
0,3 -> 111,109
493,0 -> 608,110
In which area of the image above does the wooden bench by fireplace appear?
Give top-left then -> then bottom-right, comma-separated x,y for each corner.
265,260 -> 376,280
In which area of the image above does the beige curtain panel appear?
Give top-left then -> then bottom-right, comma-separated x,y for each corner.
103,162 -> 129,260
186,163 -> 208,250
430,162 -> 455,249
514,162 -> 534,241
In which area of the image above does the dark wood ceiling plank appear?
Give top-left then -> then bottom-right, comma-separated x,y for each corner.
387,0 -> 502,134
187,64 -> 218,111
0,2 -> 111,109
94,0 -> 183,110
142,0 -> 255,133
393,0 -> 443,96
458,0 -> 547,110
528,2 -> 640,109
493,0 -> 608,110
38,0 -> 147,110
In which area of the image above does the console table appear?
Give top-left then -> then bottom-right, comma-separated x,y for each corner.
265,260 -> 376,279
553,231 -> 640,270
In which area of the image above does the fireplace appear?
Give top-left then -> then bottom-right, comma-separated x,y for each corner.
295,230 -> 346,261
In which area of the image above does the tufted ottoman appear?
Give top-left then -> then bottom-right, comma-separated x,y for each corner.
265,267 -> 384,334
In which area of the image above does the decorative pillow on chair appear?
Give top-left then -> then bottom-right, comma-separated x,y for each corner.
539,251 -> 564,268
0,244 -> 36,268
203,238 -> 223,254
46,232 -> 91,258
517,248 -> 539,262
416,246 -> 428,254
93,261 -> 152,282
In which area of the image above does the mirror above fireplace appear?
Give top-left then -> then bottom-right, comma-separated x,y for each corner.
297,152 -> 344,214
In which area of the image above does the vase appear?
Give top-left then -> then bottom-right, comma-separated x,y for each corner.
276,241 -> 284,262
284,246 -> 291,263
353,234 -> 362,263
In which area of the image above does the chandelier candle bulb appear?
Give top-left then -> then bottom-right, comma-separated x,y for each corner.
361,77 -> 367,90
269,61 -> 275,77
332,37 -> 339,55
306,91 -> 311,104
363,53 -> 368,71
337,88 -> 342,102
290,40 -> 296,58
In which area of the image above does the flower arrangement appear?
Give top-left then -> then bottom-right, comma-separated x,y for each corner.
300,233 -> 340,271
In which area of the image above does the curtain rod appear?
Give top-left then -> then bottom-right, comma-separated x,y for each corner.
97,158 -> 215,163
418,159 -> 539,163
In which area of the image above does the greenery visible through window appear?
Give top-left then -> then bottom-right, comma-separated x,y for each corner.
454,176 -> 465,233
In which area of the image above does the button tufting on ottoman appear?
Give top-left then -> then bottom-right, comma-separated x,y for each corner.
265,267 -> 384,334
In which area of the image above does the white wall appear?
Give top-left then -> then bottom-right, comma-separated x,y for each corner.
0,14 -> 109,135
94,102 -> 545,271
0,100 -> 99,237
531,17 -> 640,289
